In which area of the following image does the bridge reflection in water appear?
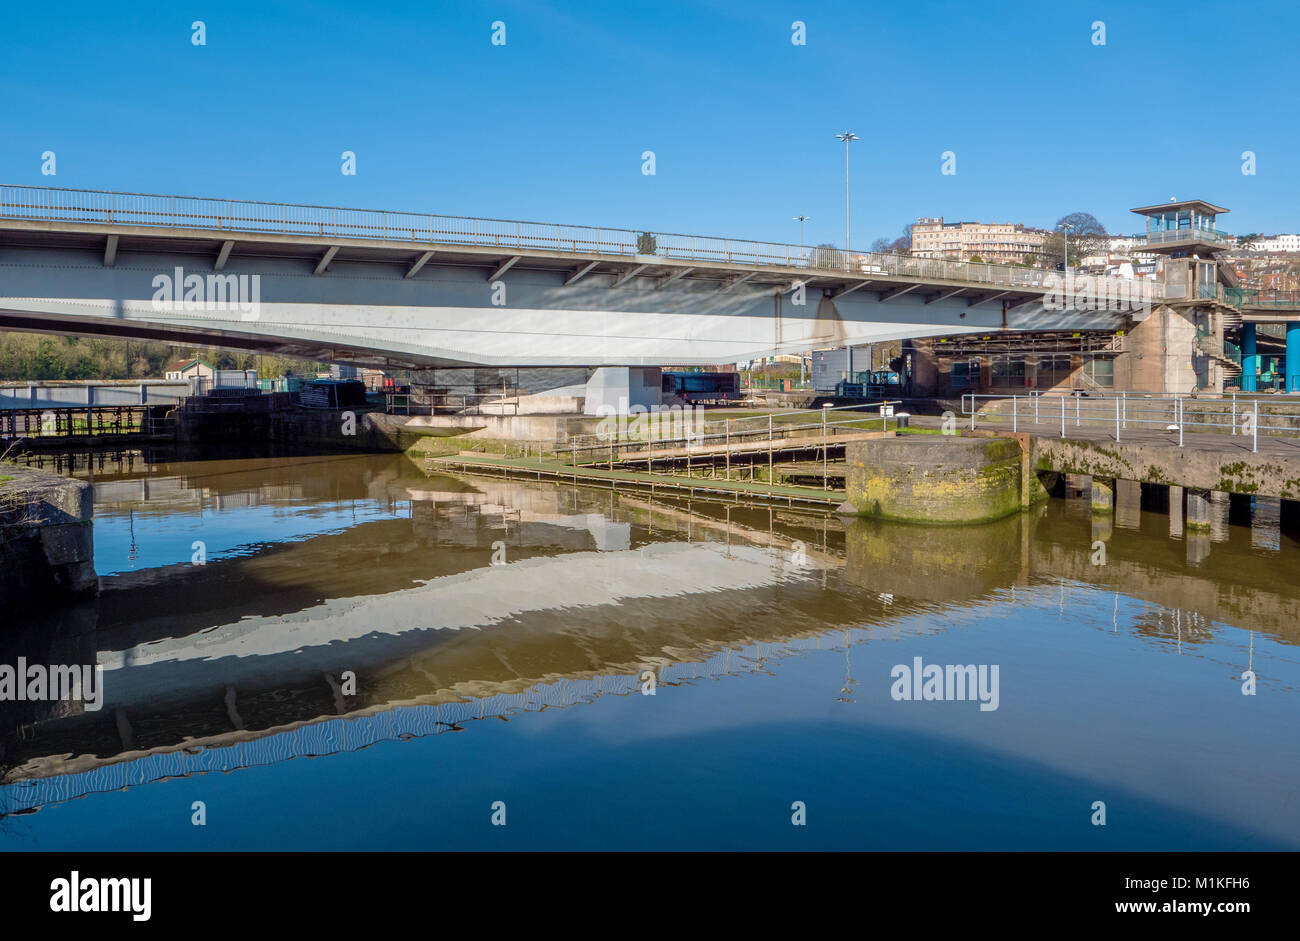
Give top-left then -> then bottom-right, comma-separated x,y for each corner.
2,453 -> 1298,848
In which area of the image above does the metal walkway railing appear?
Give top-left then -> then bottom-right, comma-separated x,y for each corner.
0,183 -> 1153,296
961,391 -> 1300,453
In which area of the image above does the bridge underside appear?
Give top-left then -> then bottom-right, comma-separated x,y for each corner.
0,221 -> 1124,368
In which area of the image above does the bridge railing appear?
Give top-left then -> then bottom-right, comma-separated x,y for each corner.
0,183 -> 1156,297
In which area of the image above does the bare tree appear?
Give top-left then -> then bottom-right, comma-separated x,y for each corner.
1054,211 -> 1109,264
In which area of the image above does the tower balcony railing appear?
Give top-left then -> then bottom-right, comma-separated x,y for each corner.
0,183 -> 1159,299
1135,229 -> 1234,248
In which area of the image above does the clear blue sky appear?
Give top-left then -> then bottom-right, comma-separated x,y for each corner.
2,0 -> 1295,247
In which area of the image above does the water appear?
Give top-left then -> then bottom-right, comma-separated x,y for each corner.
2,452 -> 1298,850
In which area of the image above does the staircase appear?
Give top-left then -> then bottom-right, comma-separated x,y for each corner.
1197,335 -> 1242,382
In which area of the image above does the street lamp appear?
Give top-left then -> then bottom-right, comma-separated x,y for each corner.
835,132 -> 859,255
1058,221 -> 1076,273
793,214 -> 810,248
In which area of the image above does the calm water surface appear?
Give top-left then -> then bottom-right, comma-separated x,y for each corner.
2,451 -> 1297,850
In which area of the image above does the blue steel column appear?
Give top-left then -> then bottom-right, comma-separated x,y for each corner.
1242,322 -> 1258,392
1289,322 -> 1300,393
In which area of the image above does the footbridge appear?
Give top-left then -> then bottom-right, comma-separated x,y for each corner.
0,184 -> 1145,369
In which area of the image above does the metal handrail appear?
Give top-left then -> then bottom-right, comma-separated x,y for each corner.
0,183 -> 1157,296
960,391 -> 1300,453
1136,229 -> 1233,247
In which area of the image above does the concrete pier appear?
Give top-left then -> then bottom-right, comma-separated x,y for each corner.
1169,485 -> 1184,538
1115,479 -> 1142,529
0,465 -> 97,611
843,437 -> 1039,524
1186,490 -> 1212,532
1090,476 -> 1114,515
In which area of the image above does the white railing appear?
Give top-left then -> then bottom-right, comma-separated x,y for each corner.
1137,229 -> 1233,247
0,183 -> 1158,297
960,390 -> 1300,453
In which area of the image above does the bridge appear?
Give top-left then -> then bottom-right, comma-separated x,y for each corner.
0,185 -> 1138,376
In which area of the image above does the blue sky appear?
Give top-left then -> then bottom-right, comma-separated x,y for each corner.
1,0 -> 1295,247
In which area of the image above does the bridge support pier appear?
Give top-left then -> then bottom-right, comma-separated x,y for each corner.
1242,323 -> 1258,392
583,367 -> 662,416
1288,323 -> 1300,394
1089,476 -> 1114,515
1186,489 -> 1212,533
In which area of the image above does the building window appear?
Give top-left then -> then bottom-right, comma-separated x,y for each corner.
1086,358 -> 1114,388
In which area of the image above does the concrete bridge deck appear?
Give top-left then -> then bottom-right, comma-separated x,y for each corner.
0,184 -> 1137,368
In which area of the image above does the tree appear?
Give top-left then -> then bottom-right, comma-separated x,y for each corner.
1054,211 -> 1109,265
636,232 -> 658,255
869,238 -> 891,254
810,243 -> 845,269
1236,233 -> 1261,252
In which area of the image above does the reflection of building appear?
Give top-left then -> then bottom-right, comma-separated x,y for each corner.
911,217 -> 1050,265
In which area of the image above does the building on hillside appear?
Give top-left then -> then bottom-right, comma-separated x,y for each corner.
164,358 -> 214,383
910,217 -> 1050,265
1252,234 -> 1300,253
904,199 -> 1254,396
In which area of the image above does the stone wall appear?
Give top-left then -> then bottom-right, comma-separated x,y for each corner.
0,465 -> 96,612
844,436 -> 1038,524
1031,434 -> 1300,498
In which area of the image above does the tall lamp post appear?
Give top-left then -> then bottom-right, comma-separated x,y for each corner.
835,132 -> 859,256
1058,221 -> 1076,273
793,214 -> 810,248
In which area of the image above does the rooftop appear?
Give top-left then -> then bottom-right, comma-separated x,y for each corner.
1130,199 -> 1230,217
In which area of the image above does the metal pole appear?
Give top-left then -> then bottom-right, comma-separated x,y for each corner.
1075,393 -> 1080,426
759,413 -> 769,486
1253,400 -> 1259,453
725,418 -> 731,479
1231,392 -> 1237,435
844,142 -> 851,252
1034,392 -> 1039,424
1012,396 -> 1017,433
1115,397 -> 1120,442
822,407 -> 828,489
1179,397 -> 1184,447
1121,391 -> 1126,430
1061,396 -> 1065,438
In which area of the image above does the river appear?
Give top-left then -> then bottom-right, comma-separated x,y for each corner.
1,450 -> 1297,850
